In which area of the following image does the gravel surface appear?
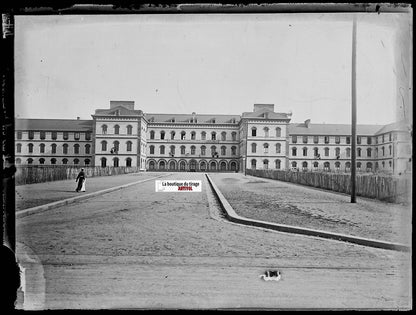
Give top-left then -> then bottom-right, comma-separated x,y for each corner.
209,173 -> 412,245
15,172 -> 411,310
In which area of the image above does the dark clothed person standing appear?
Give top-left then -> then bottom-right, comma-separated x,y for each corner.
75,169 -> 86,192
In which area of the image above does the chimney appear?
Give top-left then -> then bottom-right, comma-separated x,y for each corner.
304,119 -> 311,128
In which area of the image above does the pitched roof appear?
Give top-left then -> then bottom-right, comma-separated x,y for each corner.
288,123 -> 383,136
241,109 -> 290,120
144,113 -> 241,124
94,105 -> 143,116
15,118 -> 93,131
373,120 -> 409,134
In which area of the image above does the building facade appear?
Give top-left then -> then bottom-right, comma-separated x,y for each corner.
15,101 -> 412,175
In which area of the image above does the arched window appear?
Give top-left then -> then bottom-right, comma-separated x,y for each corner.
160,145 -> 165,155
389,145 -> 392,155
180,146 -> 186,155
211,146 -> 217,157
126,141 -> 132,152
149,161 -> 156,170
28,143 -> 34,153
160,131 -> 165,140
357,162 -> 362,170
221,132 -> 226,141
169,145 -> 175,156
85,159 -> 90,166
74,159 -> 79,165
276,127 -> 281,137
275,143 -> 281,154
113,141 -> 119,153
200,161 -> 207,171
211,132 -> 216,140
102,125 -> 107,134
39,158 -> 45,165
181,131 -> 186,140
302,147 -> 307,156
191,131 -> 196,140
180,161 -> 186,170
263,143 -> 269,153
62,158 -> 68,165
127,125 -> 133,135
231,146 -> 236,155
171,131 -> 175,140
101,158 -> 107,167
324,147 -> 330,157
220,161 -> 227,171
74,144 -> 80,154
150,130 -> 155,139
291,161 -> 297,168
85,144 -> 90,154
302,161 -> 308,170
16,143 -> 22,153
376,162 -> 380,170
335,161 -> 340,169
346,148 -> 351,158
367,148 -> 372,157
149,145 -> 155,154
366,162 -> 373,171
345,162 -> 351,171
16,158 -> 21,164
201,146 -> 206,156
39,143 -> 46,153
292,147 -> 297,156
201,131 -> 206,140
113,157 -> 119,167
27,158 -> 33,164
251,143 -> 257,153
251,127 -> 257,137
324,162 -> 330,171
114,125 -> 120,134
381,161 -> 385,168
231,132 -> 237,141
357,148 -> 362,157
191,146 -> 196,155
169,160 -> 176,170
275,159 -> 281,169
51,158 -> 57,165
251,159 -> 257,169
101,141 -> 107,152
382,146 -> 385,156
63,144 -> 69,154
221,146 -> 226,155
314,147 -> 319,157
335,147 -> 340,157
313,162 -> 319,169
264,127 -> 269,137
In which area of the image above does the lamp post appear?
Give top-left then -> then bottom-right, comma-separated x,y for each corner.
351,15 -> 357,203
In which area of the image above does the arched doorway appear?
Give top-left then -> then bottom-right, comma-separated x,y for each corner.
200,161 -> 207,171
220,161 -> 227,171
179,161 -> 186,171
230,161 -> 237,171
210,161 -> 217,171
169,160 -> 176,170
159,160 -> 166,170
189,160 -> 197,172
149,160 -> 155,170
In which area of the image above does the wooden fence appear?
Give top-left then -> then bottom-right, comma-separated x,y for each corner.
15,166 -> 141,186
246,169 -> 411,204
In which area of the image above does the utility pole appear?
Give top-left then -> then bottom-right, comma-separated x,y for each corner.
351,15 -> 357,203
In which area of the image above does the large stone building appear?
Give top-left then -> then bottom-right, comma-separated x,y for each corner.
15,101 -> 412,175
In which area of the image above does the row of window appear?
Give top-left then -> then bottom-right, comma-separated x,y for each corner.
101,125 -> 134,135
99,157 -> 133,167
17,158 -> 91,165
291,134 -> 393,145
290,146 -> 393,157
17,131 -> 91,141
250,127 -> 282,137
149,145 -> 237,156
17,143 -> 91,154
149,130 -> 238,141
99,141 -> 133,152
251,143 -> 281,154
250,160 -> 392,170
147,159 -> 239,171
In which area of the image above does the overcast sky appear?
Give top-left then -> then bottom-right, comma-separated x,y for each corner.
14,13 -> 406,124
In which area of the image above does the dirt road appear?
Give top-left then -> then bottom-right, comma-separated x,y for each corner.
16,172 -> 411,310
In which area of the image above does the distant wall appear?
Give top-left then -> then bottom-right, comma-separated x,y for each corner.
15,166 -> 141,186
246,169 -> 411,204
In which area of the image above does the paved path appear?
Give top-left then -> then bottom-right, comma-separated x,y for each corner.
15,172 -> 411,310
15,172 -> 168,211
209,173 -> 412,245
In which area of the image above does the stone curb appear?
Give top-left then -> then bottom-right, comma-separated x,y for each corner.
205,174 -> 410,252
16,174 -> 168,219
